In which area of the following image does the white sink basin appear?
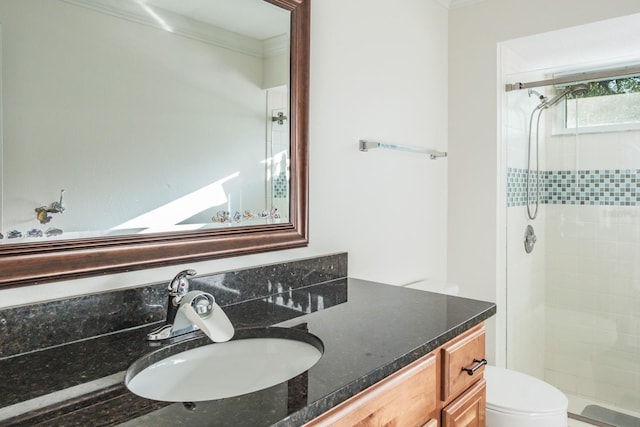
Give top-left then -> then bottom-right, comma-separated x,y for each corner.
125,328 -> 323,402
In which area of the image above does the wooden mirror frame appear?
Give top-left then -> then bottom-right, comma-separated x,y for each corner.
0,0 -> 309,289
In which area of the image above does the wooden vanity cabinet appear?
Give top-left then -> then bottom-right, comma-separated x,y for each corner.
303,353 -> 438,427
304,324 -> 487,427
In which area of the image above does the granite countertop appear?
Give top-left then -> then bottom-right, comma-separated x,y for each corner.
0,278 -> 496,427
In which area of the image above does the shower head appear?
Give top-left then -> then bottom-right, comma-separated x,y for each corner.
543,84 -> 589,108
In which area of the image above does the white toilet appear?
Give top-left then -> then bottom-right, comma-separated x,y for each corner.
404,280 -> 569,427
484,365 -> 568,427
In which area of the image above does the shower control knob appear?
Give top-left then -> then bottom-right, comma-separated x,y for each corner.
524,225 -> 537,254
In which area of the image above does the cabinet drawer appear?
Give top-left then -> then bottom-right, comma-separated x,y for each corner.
441,326 -> 486,401
304,353 -> 437,427
442,379 -> 486,427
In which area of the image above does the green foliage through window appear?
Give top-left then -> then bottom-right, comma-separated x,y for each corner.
567,75 -> 640,98
561,74 -> 640,131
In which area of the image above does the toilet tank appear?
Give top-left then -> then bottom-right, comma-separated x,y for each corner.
404,280 -> 460,296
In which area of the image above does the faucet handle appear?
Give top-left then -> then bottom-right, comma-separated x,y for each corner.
168,269 -> 197,298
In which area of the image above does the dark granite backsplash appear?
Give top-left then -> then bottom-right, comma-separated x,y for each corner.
0,280 -> 349,411
0,253 -> 348,359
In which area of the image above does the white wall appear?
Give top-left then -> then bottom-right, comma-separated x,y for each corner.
448,0 -> 640,367
0,0 -> 449,307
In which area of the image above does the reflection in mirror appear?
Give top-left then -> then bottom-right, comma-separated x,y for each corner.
0,0 -> 290,242
0,0 -> 309,288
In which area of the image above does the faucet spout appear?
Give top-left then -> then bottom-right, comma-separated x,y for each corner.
175,291 -> 234,342
147,269 -> 234,342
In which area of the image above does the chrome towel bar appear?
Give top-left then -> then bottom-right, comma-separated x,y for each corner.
359,140 -> 447,160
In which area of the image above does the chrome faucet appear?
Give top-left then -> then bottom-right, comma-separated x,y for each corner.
147,269 -> 234,342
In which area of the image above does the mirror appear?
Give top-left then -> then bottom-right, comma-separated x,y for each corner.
0,0 -> 309,288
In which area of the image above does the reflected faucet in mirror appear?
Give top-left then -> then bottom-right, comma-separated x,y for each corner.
35,190 -> 65,224
272,111 -> 288,125
147,270 -> 234,342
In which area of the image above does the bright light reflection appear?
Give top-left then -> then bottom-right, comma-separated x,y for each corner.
261,150 -> 288,167
138,2 -> 174,33
112,172 -> 238,232
262,150 -> 289,181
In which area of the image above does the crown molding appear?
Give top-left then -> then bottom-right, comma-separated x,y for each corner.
263,34 -> 290,57
449,0 -> 487,9
61,0 -> 288,58
436,0 -> 486,9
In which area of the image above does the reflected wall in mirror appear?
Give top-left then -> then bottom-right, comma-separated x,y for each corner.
0,0 -> 309,288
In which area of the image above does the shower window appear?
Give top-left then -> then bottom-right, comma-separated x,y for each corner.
554,74 -> 640,133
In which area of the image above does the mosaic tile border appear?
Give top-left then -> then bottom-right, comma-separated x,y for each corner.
273,170 -> 288,198
506,168 -> 546,207
507,168 -> 640,206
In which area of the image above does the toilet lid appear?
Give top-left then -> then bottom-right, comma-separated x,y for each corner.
485,366 -> 568,415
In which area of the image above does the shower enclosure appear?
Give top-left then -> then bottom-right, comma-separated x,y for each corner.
504,69 -> 640,426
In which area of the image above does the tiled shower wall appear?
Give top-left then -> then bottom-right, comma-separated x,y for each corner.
506,89 -> 640,410
544,203 -> 640,409
543,130 -> 640,410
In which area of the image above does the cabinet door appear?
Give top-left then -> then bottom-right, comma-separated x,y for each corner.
304,353 -> 437,427
442,379 -> 486,427
441,326 -> 486,401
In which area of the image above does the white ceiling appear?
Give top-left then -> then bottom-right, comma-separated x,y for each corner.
503,12 -> 640,73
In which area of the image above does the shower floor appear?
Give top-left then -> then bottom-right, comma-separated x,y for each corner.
582,405 -> 640,427
567,393 -> 640,427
